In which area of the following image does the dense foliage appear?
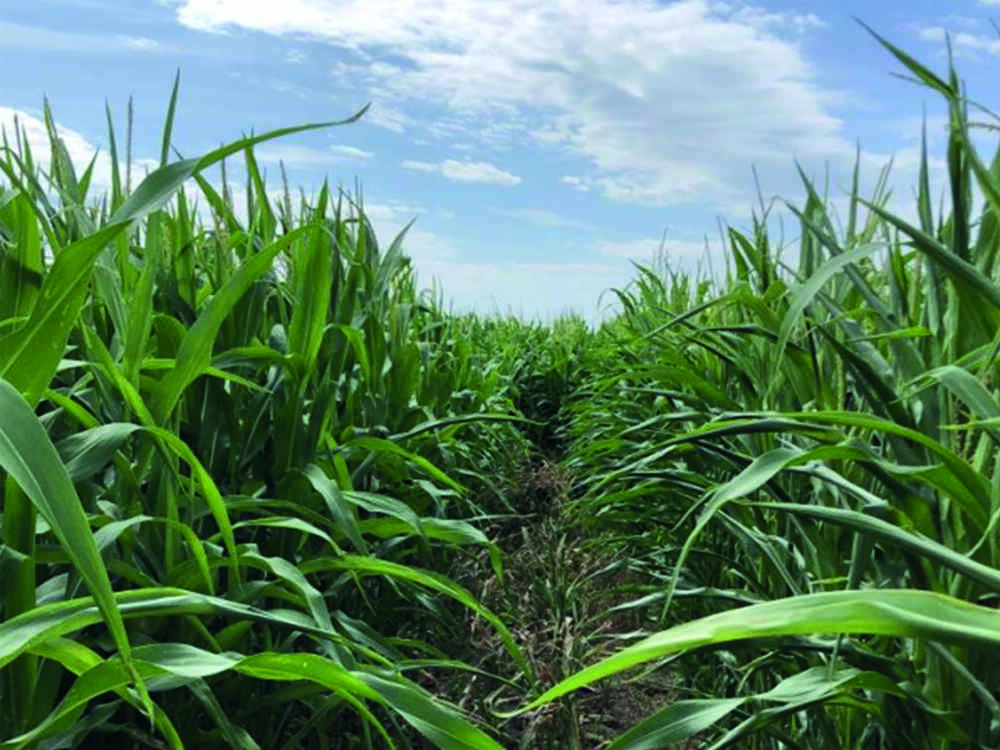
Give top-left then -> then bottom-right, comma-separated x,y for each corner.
0,93 -> 536,748
5,23 -> 1000,750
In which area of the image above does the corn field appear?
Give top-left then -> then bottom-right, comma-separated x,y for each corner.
3,23 -> 1000,750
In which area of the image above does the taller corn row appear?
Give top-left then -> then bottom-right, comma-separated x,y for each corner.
528,27 -> 1000,750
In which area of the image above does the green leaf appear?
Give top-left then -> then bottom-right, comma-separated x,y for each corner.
0,377 -> 148,715
153,223 -> 317,423
523,589 -> 1000,711
605,699 -> 745,750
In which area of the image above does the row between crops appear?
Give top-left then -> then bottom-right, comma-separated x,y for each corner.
4,22 -> 1000,750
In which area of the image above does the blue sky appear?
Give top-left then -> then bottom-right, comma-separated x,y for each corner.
2,0 -> 999,320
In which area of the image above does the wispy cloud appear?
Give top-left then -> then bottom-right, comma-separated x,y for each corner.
918,25 -> 1000,56
892,114 -> 951,146
940,14 -> 993,31
401,159 -> 521,186
117,35 -> 161,51
560,176 -> 589,192
362,103 -> 415,133
171,0 -> 844,209
253,143 -> 373,166
363,200 -> 424,224
597,236 -> 715,265
330,144 -> 372,160
496,208 -> 594,230
725,6 -> 826,33
0,20 -> 166,53
412,254 -> 628,321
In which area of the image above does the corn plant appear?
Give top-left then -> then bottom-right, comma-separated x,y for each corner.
0,82 -> 531,748
524,24 -> 1000,750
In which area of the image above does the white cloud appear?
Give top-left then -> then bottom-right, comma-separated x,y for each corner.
116,35 -> 161,51
354,204 -> 624,320
160,0 -> 969,318
598,236 -> 711,263
401,159 -> 521,186
364,211 -> 707,321
940,15 -> 992,31
1,107 -> 96,165
725,6 -> 826,33
225,70 -> 318,101
362,200 -> 424,224
285,49 -> 307,63
170,0 -> 845,209
560,175 -> 590,192
0,106 -> 160,201
0,21 -> 167,53
362,103 -> 415,133
254,143 -> 373,166
893,114 -> 951,146
412,253 -> 629,322
330,144 -> 373,160
0,107 -> 118,196
393,226 -> 461,264
496,208 -> 594,230
918,25 -> 1000,56
594,234 -> 726,282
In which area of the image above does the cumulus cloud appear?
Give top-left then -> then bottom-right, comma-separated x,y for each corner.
169,0 -> 849,209
0,106 -> 157,198
0,106 -> 117,195
162,0 -> 964,315
1,107 -> 96,164
401,159 -> 521,186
